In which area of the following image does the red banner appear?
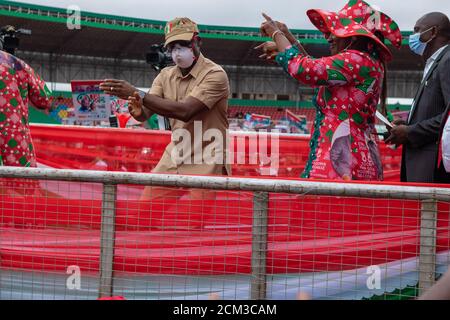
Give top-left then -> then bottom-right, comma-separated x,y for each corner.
30,125 -> 403,181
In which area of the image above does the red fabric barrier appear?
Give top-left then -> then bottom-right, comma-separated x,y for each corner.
1,186 -> 449,275
0,125 -> 446,276
30,125 -> 402,180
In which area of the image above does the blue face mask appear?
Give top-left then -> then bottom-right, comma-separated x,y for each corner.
409,27 -> 435,56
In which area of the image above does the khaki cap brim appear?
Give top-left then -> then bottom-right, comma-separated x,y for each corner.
164,32 -> 195,47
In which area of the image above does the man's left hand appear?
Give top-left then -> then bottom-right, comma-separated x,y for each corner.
385,125 -> 409,146
128,91 -> 143,119
100,79 -> 136,100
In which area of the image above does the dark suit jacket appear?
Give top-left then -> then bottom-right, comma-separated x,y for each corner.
401,46 -> 450,183
435,102 -> 450,183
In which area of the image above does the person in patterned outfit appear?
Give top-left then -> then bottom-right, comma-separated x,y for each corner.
257,0 -> 402,181
0,50 -> 51,167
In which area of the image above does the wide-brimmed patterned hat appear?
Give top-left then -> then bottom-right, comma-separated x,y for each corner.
307,0 -> 402,61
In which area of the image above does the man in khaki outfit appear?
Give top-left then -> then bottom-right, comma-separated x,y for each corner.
101,17 -> 230,200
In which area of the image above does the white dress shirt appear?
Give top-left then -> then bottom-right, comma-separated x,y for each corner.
423,45 -> 449,80
442,113 -> 450,173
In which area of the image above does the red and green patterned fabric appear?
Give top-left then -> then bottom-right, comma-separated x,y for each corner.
339,0 -> 402,48
307,0 -> 402,62
276,46 -> 384,181
0,51 -> 51,167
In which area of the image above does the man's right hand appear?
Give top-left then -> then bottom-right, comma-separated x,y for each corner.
385,124 -> 409,146
386,118 -> 407,135
128,91 -> 143,119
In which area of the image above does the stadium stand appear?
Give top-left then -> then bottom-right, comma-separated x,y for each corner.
0,0 -> 424,110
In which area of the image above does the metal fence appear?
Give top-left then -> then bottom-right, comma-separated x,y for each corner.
0,167 -> 449,300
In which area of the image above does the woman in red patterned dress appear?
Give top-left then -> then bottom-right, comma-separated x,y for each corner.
258,0 -> 402,181
0,50 -> 51,167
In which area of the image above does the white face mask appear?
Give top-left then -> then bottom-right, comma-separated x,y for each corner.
170,44 -> 196,69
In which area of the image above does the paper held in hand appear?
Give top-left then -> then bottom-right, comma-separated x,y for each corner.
376,110 -> 393,128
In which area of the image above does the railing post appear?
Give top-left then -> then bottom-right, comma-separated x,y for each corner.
250,191 -> 269,300
418,199 -> 438,296
98,183 -> 117,298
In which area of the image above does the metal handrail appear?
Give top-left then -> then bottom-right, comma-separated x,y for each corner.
0,167 -> 449,201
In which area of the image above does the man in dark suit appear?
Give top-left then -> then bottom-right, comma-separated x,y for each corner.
387,12 -> 450,183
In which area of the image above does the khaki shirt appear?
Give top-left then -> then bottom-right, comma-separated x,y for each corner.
143,54 -> 231,175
